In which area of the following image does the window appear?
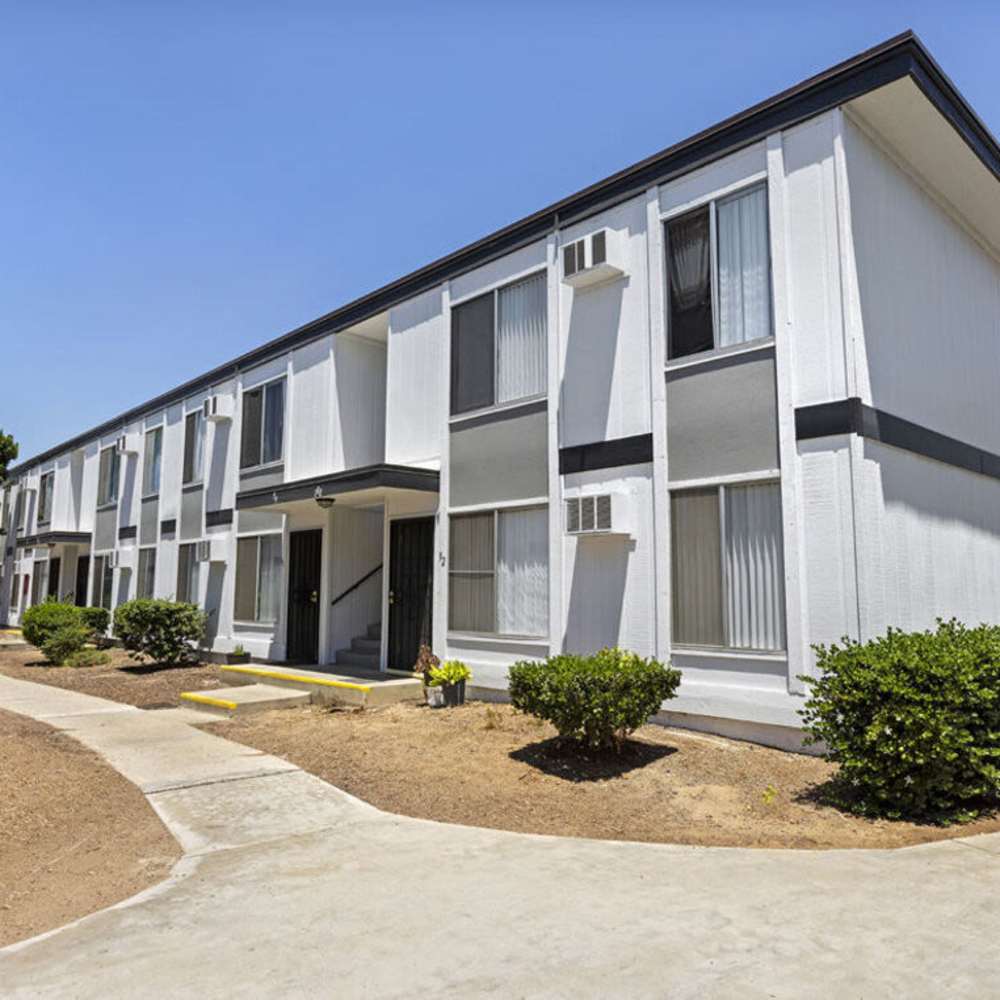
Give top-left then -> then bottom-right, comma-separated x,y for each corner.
31,561 -> 49,607
665,183 -> 772,360
450,272 -> 547,415
97,447 -> 120,506
182,411 -> 205,485
91,555 -> 114,610
13,488 -> 25,532
38,473 -> 54,524
137,548 -> 156,599
234,534 -> 283,622
449,506 -> 548,636
670,481 -> 785,651
142,427 -> 163,496
10,573 -> 19,610
240,378 -> 285,469
176,543 -> 200,604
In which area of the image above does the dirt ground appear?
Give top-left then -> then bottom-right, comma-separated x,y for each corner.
0,708 -> 180,947
208,702 -> 1000,850
0,646 -> 226,708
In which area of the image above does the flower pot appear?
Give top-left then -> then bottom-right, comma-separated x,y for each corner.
442,679 -> 466,707
426,686 -> 445,708
226,652 -> 251,665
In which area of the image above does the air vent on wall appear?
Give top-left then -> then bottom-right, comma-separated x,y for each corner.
116,433 -> 141,455
561,228 -> 624,288
564,493 -> 630,536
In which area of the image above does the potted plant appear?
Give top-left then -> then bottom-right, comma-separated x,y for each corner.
226,643 -> 251,665
428,659 -> 472,708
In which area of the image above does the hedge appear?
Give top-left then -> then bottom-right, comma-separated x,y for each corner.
113,599 -> 206,665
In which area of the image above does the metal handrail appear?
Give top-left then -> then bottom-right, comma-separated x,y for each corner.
329,564 -> 382,608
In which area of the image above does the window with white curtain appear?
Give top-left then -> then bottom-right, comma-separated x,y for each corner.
449,506 -> 548,636
142,427 -> 163,496
182,410 -> 205,485
450,272 -> 547,415
234,534 -> 283,622
671,481 -> 785,651
666,182 -> 772,360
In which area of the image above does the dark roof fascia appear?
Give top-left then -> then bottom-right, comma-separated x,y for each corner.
12,31 -> 998,477
235,463 -> 440,510
21,530 -> 92,548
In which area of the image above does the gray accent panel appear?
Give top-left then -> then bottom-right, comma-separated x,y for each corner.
239,464 -> 285,492
237,510 -> 285,534
118,525 -> 137,540
180,486 -> 203,541
666,354 -> 779,481
93,506 -> 117,552
205,508 -> 234,527
450,408 -> 548,507
140,497 -> 159,545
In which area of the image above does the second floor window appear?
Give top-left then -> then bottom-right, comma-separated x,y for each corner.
38,473 -> 54,524
182,411 -> 205,485
240,378 -> 285,469
143,427 -> 163,496
97,447 -> 119,506
450,272 -> 547,415
665,182 -> 772,361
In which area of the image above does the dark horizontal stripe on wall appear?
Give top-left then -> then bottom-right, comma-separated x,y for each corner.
118,526 -> 137,540
205,508 -> 234,527
450,398 -> 547,433
796,398 -> 1000,480
11,33 -> 990,479
160,519 -> 177,534
560,434 -> 654,475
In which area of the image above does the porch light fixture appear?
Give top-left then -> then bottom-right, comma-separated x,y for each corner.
314,486 -> 335,510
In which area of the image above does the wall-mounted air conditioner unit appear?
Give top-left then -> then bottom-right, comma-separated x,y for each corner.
203,394 -> 234,422
564,493 -> 631,536
561,228 -> 625,288
196,538 -> 226,563
116,433 -> 141,455
110,548 -> 135,571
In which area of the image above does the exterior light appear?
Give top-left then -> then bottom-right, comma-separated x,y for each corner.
314,486 -> 335,510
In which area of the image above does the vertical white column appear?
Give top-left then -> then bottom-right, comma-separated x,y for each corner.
545,229 -> 563,654
767,130 -> 809,694
431,282 -> 451,662
645,186 -> 671,663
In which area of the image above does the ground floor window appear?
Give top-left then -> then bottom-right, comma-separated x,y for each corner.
670,480 -> 785,651
234,534 -> 283,622
449,505 -> 548,637
10,573 -> 20,610
137,548 -> 156,599
91,555 -> 114,610
176,543 -> 200,605
30,560 -> 49,607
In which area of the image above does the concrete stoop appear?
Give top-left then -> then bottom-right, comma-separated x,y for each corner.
178,662 -> 423,715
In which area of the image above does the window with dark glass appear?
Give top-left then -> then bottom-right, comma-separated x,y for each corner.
182,411 -> 204,485
38,473 -> 54,524
176,543 -> 199,604
240,379 -> 285,468
97,447 -> 119,506
142,427 -> 163,496
137,548 -> 156,599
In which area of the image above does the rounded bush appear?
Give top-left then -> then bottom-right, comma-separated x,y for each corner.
113,598 -> 206,665
66,648 -> 112,669
508,648 -> 681,751
41,624 -> 91,666
802,619 -> 1000,822
21,601 -> 83,649
80,606 -> 110,637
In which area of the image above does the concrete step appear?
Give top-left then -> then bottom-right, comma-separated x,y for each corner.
218,663 -> 423,708
366,622 -> 381,641
336,649 -> 379,670
179,684 -> 310,717
351,636 -> 380,654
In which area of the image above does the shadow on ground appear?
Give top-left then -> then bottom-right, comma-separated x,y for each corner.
509,737 -> 676,782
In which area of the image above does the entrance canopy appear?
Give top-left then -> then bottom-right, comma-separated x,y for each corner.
21,530 -> 91,548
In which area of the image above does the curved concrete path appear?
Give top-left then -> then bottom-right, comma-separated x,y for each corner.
1,674 -> 998,999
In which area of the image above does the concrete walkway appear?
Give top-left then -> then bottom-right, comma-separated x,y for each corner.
1,674 -> 998,999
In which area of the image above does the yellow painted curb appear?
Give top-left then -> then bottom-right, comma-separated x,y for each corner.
180,691 -> 238,711
220,664 -> 372,693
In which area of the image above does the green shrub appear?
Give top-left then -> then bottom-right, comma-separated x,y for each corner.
508,648 -> 681,751
113,599 -> 207,665
428,659 -> 472,687
80,606 -> 110,637
66,648 -> 112,668
801,619 -> 1000,822
21,602 -> 83,649
41,624 -> 91,666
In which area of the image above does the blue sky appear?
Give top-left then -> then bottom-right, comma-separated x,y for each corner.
3,1 -> 998,460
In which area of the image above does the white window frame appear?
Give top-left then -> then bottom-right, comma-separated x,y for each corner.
233,529 -> 283,624
239,375 -> 286,471
662,180 -> 774,367
142,425 -> 163,498
448,269 -> 548,422
182,409 -> 205,486
137,546 -> 156,599
97,446 -> 119,507
447,502 -> 549,640
37,472 -> 54,525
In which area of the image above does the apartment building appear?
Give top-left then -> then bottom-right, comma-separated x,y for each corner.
4,32 -> 999,747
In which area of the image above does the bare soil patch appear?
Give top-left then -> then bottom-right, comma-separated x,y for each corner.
0,646 -> 226,709
207,702 -> 1000,849
0,709 -> 180,946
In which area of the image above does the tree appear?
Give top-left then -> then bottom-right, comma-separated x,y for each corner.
0,430 -> 18,483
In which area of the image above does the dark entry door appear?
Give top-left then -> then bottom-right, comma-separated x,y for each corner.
388,517 -> 434,671
47,557 -> 61,600
287,529 -> 322,662
74,556 -> 90,607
